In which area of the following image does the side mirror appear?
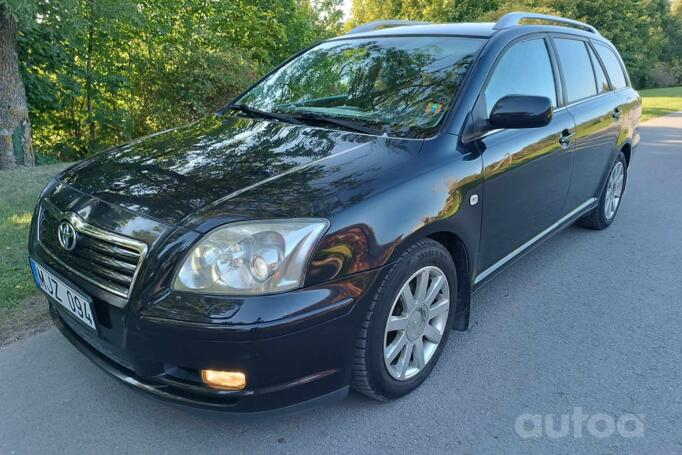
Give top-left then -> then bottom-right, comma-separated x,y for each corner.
489,95 -> 553,129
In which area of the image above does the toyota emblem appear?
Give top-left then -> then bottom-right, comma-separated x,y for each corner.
57,221 -> 77,251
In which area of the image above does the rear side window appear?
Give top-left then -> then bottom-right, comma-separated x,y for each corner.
588,46 -> 609,93
484,39 -> 557,116
594,43 -> 628,89
554,38 -> 597,103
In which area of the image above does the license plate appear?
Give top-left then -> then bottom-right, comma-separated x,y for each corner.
30,259 -> 97,331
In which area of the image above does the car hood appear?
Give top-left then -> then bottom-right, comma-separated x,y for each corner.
59,114 -> 422,226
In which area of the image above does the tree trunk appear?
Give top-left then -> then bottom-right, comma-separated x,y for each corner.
0,4 -> 35,170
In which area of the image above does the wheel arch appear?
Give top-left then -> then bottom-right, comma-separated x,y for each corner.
386,225 -> 475,332
427,231 -> 472,331
621,142 -> 632,168
595,140 -> 631,199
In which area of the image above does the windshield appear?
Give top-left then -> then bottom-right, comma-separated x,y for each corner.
233,36 -> 484,138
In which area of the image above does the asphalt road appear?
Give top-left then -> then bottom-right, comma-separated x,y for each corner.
1,114 -> 681,454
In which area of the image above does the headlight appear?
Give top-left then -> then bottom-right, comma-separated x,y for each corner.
173,219 -> 328,295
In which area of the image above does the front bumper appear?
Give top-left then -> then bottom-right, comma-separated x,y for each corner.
47,266 -> 383,414
29,183 -> 385,414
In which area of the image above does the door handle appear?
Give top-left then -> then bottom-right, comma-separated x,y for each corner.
612,108 -> 622,120
559,129 -> 576,147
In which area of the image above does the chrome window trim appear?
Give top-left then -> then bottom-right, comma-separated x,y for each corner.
37,199 -> 148,299
474,198 -> 597,284
554,88 -> 614,112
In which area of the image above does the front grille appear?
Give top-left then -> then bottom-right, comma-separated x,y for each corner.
38,201 -> 147,298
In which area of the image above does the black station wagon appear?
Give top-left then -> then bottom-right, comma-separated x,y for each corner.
29,12 -> 641,413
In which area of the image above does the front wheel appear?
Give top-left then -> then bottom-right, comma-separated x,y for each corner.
579,152 -> 627,230
351,239 -> 457,400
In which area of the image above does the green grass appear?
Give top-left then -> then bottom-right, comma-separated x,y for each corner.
0,163 -> 69,310
640,87 -> 682,122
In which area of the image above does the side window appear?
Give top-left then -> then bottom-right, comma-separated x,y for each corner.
588,45 -> 609,93
594,43 -> 628,89
484,39 -> 557,117
554,38 -> 597,103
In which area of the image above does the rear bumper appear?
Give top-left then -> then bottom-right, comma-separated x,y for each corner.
48,266 -> 383,414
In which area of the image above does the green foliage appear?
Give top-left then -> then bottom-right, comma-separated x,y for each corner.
349,0 -> 682,90
348,0 -> 501,25
12,0 -> 336,160
313,0 -> 345,34
0,0 -> 39,26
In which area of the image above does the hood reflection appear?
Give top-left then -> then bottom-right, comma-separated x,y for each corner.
59,114 -> 399,224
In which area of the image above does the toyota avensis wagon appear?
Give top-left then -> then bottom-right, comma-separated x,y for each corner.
29,12 -> 641,413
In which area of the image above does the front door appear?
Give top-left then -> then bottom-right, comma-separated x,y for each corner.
476,36 -> 575,278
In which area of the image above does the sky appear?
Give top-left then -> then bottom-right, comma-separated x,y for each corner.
341,0 -> 353,20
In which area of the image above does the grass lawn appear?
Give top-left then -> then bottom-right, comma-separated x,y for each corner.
640,86 -> 682,122
0,163 -> 69,345
0,164 -> 68,347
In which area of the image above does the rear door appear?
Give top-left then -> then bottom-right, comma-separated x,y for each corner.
593,41 -> 640,134
476,35 -> 576,276
551,35 -> 622,210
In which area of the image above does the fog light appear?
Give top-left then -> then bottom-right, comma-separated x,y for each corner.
201,370 -> 246,390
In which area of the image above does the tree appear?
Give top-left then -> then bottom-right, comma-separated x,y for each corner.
16,0 -> 333,161
0,1 -> 35,169
347,0 -> 500,27
313,0 -> 345,35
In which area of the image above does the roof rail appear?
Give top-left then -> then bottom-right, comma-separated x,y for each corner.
493,12 -> 601,35
347,20 -> 430,35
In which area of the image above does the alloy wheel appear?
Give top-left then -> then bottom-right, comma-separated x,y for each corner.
383,266 -> 450,381
604,161 -> 625,220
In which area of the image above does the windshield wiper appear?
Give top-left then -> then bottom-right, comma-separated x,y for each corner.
291,112 -> 385,136
227,104 -> 303,125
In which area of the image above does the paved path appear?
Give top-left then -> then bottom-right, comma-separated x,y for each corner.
1,114 -> 681,454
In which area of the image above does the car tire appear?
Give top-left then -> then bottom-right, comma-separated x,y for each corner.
579,151 -> 628,230
351,238 -> 457,401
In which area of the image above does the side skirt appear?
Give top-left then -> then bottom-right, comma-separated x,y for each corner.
472,197 -> 598,293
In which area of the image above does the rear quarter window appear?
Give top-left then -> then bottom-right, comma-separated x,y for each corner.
593,43 -> 628,89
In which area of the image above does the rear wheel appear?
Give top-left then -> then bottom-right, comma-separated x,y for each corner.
579,152 -> 627,230
351,239 -> 456,400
